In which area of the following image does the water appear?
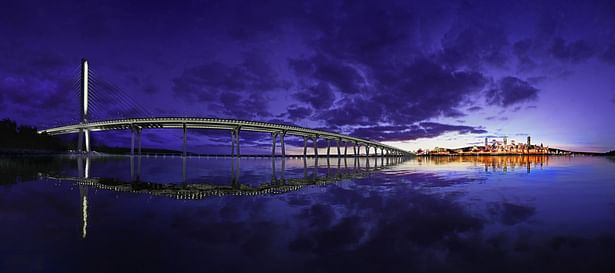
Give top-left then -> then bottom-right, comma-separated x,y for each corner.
1,155 -> 614,273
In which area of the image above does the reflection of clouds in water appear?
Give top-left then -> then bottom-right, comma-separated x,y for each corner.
487,202 -> 536,226
1,157 -> 615,272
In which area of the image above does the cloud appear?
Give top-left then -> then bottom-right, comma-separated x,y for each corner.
172,51 -> 285,103
316,96 -> 384,127
549,38 -> 594,63
487,202 -> 535,226
373,59 -> 488,125
286,105 -> 313,121
467,106 -> 482,112
438,25 -> 509,68
487,77 -> 539,107
289,54 -> 365,94
603,44 -> 615,65
349,122 -> 487,142
169,51 -> 292,120
293,83 -> 336,110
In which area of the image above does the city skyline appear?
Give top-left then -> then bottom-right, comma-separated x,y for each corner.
1,1 -> 615,153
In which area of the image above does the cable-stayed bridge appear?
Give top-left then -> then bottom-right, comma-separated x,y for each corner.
38,59 -> 411,157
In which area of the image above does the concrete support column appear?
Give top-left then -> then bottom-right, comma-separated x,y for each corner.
78,129 -> 84,153
337,139 -> 341,156
303,136 -> 308,157
344,141 -> 348,156
137,127 -> 142,156
130,126 -> 135,156
313,136 -> 318,157
280,132 -> 286,158
231,130 -> 235,156
271,132 -> 278,157
366,145 -> 370,157
236,128 -> 240,157
326,139 -> 331,157
353,143 -> 357,156
182,123 -> 187,157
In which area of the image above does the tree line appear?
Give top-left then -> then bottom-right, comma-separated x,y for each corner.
0,119 -> 68,151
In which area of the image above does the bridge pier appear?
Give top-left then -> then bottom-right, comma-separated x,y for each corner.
366,145 -> 370,157
303,136 -> 308,157
313,136 -> 318,157
78,129 -> 83,153
237,129 -> 240,157
344,142 -> 348,156
271,132 -> 278,157
280,132 -> 286,157
231,130 -> 235,157
130,126 -> 135,156
182,123 -> 187,157
337,139 -> 341,157
326,139 -> 331,157
137,127 -> 142,156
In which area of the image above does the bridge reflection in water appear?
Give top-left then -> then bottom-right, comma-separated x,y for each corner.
41,155 -> 407,239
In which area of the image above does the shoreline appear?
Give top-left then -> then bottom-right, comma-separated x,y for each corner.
420,153 -> 608,157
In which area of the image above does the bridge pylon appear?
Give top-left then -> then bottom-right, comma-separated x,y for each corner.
78,58 -> 91,153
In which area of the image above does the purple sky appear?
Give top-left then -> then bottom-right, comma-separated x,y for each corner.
1,0 -> 615,153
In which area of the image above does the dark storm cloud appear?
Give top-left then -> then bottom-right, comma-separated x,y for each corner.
0,42 -> 69,78
293,83 -> 336,110
285,105 -> 313,121
169,51 -> 289,120
488,202 -> 536,226
290,54 -> 366,94
350,122 -> 487,142
602,44 -> 615,65
172,51 -> 285,102
143,84 -> 159,94
372,59 -> 488,125
467,106 -> 482,112
218,93 -> 272,119
317,96 -> 384,127
308,58 -> 487,129
487,77 -> 539,107
439,25 -> 509,68
512,38 -> 539,71
549,38 -> 595,63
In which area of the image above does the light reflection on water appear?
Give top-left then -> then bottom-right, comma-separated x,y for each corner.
0,155 -> 614,273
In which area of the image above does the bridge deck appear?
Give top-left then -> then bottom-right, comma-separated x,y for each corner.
38,117 -> 409,154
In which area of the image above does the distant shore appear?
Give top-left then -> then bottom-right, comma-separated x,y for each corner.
421,152 -> 610,157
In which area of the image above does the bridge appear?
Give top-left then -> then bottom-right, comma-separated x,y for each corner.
37,59 -> 411,157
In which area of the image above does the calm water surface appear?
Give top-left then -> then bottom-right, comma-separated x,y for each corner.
1,155 -> 614,273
